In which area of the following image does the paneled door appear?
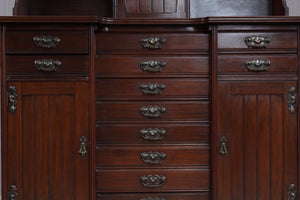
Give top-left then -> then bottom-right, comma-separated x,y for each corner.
216,81 -> 298,200
5,81 -> 89,200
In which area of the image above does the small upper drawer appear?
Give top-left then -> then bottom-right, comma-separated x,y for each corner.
6,31 -> 89,53
97,193 -> 210,200
218,32 -> 297,50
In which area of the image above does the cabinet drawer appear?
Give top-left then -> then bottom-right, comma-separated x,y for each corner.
96,145 -> 209,167
96,101 -> 209,122
96,169 -> 210,192
6,31 -> 88,53
218,54 -> 297,74
96,78 -> 209,99
6,55 -> 89,75
218,32 -> 297,49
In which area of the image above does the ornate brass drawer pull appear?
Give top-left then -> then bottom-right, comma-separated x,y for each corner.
288,86 -> 297,114
34,59 -> 62,72
219,136 -> 228,155
140,175 -> 167,188
140,106 -> 167,118
245,60 -> 271,72
7,85 -> 17,113
140,37 -> 166,49
141,151 -> 167,164
139,83 -> 166,95
79,136 -> 88,157
288,184 -> 297,200
8,185 -> 18,200
33,35 -> 61,48
245,35 -> 271,48
139,128 -> 167,141
140,60 -> 166,72
140,198 -> 165,200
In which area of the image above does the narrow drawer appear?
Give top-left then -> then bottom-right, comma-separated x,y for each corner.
218,54 -> 297,74
96,101 -> 209,122
6,31 -> 88,53
96,169 -> 210,193
96,78 -> 209,99
96,33 -> 209,52
6,55 -> 89,75
218,31 -> 297,49
95,55 -> 209,75
96,145 -> 209,167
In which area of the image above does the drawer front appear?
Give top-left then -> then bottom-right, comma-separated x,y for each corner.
96,123 -> 209,144
218,32 -> 297,49
96,146 -> 209,167
95,55 -> 209,75
218,54 -> 297,73
6,31 -> 88,53
96,33 -> 209,52
6,55 -> 89,75
96,101 -> 209,122
96,79 -> 209,99
96,169 -> 210,192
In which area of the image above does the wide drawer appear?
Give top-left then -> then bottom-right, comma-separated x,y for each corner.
6,31 -> 89,53
96,145 -> 209,167
96,101 -> 209,122
96,123 -> 209,144
96,78 -> 209,99
218,54 -> 297,74
6,55 -> 89,75
96,33 -> 209,52
95,55 -> 209,75
96,169 -> 210,192
218,31 -> 297,49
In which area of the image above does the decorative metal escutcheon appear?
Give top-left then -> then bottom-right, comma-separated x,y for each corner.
140,175 -> 167,188
33,35 -> 61,48
288,184 -> 297,200
288,86 -> 297,114
139,128 -> 167,141
140,60 -> 166,72
245,60 -> 271,72
140,151 -> 167,164
140,198 -> 166,200
139,83 -> 166,95
219,136 -> 228,155
7,85 -> 17,113
34,59 -> 62,72
140,106 -> 167,118
8,185 -> 18,200
79,136 -> 88,157
245,35 -> 271,48
140,37 -> 166,49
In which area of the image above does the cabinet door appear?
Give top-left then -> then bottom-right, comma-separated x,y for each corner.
216,81 -> 298,200
5,82 -> 89,200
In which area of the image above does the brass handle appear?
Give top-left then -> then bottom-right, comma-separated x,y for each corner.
140,60 -> 166,72
139,83 -> 166,95
140,106 -> 166,118
33,35 -> 61,48
140,37 -> 166,49
288,86 -> 297,114
34,59 -> 62,72
288,184 -> 297,200
245,60 -> 271,72
140,198 -> 165,200
8,185 -> 18,200
140,175 -> 167,188
7,85 -> 17,113
79,136 -> 88,157
244,35 -> 271,48
139,128 -> 167,141
140,152 -> 167,164
219,136 -> 228,155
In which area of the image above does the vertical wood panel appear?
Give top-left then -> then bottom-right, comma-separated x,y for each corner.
139,0 -> 152,13
152,0 -> 163,12
165,0 -> 177,12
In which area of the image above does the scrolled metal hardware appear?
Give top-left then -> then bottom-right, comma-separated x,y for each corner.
139,83 -> 166,95
140,152 -> 167,164
33,35 -> 61,48
245,35 -> 271,48
140,175 -> 167,188
140,198 -> 166,200
288,86 -> 297,114
7,85 -> 17,113
245,60 -> 271,72
219,136 -> 228,155
140,106 -> 166,118
139,128 -> 167,141
288,184 -> 297,200
79,136 -> 88,157
34,59 -> 62,72
140,37 -> 166,49
8,185 -> 18,200
140,60 -> 166,72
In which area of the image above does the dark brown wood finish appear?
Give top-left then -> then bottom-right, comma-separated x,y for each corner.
97,193 -> 210,200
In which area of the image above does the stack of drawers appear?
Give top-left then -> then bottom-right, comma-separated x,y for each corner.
95,25 -> 211,199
